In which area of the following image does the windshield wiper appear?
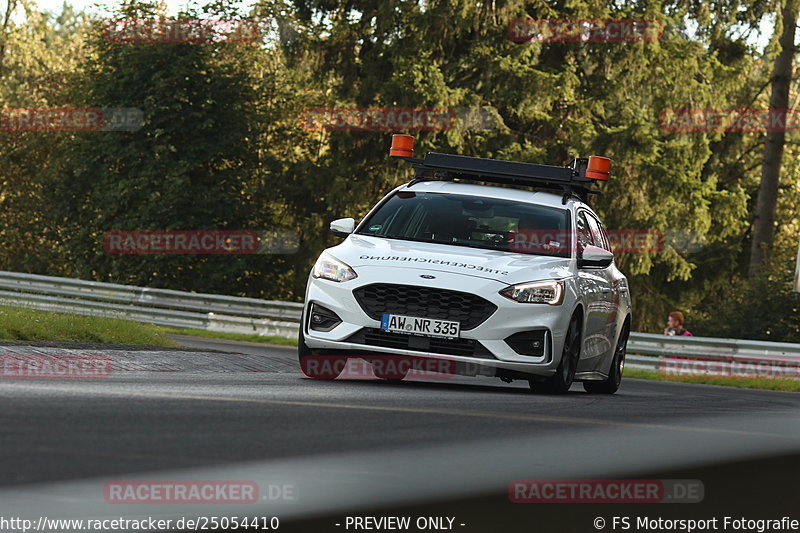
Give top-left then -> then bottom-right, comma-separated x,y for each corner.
358,233 -> 569,257
359,234 -> 505,253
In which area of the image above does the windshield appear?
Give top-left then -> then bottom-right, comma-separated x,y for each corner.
357,191 -> 572,257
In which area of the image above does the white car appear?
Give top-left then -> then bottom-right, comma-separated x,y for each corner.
299,136 -> 632,394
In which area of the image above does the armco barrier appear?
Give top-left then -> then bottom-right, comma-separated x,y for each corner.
0,271 -> 301,338
625,333 -> 800,377
1,271 -> 798,377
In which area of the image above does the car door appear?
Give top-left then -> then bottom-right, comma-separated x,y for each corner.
574,210 -> 608,373
583,211 -> 616,369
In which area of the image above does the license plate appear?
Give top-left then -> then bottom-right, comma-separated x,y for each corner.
381,313 -> 460,338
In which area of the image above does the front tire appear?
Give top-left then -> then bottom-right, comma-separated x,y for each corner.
298,328 -> 346,380
530,313 -> 581,394
583,323 -> 628,394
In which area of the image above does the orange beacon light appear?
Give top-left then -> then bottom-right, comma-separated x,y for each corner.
389,134 -> 415,158
585,156 -> 611,181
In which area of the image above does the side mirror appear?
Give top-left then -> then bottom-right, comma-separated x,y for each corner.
330,217 -> 355,237
578,245 -> 613,269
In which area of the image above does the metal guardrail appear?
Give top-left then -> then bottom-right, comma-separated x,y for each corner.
0,271 -> 302,339
625,333 -> 800,377
0,270 -> 798,378
628,332 -> 800,360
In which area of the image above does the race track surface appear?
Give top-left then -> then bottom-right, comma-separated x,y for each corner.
1,335 -> 798,532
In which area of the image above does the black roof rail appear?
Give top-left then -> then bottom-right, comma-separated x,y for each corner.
388,135 -> 608,205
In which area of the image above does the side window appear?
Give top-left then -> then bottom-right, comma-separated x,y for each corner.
585,213 -> 610,251
598,220 -> 612,252
576,211 -> 594,253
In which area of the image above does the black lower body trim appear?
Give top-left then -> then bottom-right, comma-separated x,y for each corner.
345,328 -> 495,358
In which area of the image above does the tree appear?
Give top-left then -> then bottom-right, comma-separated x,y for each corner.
43,1 -> 294,296
749,0 -> 798,275
0,0 -> 19,74
0,4 -> 88,274
274,0 -> 759,328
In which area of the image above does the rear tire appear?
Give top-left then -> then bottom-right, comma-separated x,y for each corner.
530,313 -> 581,394
298,328 -> 346,380
583,323 -> 628,394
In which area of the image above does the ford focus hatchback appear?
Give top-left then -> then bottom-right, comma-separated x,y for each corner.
299,135 -> 631,394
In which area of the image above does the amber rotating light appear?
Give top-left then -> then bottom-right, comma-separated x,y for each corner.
389,134 -> 415,158
585,156 -> 611,181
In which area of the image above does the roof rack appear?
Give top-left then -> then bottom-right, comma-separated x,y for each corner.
388,134 -> 610,205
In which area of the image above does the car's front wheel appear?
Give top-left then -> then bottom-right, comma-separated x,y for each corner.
298,328 -> 346,379
530,313 -> 581,394
584,323 -> 628,394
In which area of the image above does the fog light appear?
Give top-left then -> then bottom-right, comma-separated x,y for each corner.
505,330 -> 548,357
308,303 -> 342,332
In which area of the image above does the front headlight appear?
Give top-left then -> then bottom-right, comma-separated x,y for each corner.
312,251 -> 357,282
499,280 -> 564,305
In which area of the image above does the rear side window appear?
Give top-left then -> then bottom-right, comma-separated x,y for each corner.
576,211 -> 594,253
585,212 -> 611,251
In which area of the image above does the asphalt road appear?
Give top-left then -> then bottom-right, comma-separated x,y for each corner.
0,335 -> 798,532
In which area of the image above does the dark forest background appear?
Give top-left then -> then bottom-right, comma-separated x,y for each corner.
1,0 -> 799,339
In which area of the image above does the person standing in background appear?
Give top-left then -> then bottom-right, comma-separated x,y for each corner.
664,311 -> 693,336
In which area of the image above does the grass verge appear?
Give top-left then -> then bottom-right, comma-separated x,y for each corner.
625,368 -> 800,392
1,308 -> 794,393
162,327 -> 298,347
0,306 -> 177,346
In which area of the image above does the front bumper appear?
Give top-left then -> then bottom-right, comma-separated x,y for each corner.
303,268 -> 573,378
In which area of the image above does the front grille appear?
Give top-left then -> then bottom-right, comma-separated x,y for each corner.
345,328 -> 494,358
353,283 -> 497,330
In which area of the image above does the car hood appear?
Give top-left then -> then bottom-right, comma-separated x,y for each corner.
327,235 -> 574,284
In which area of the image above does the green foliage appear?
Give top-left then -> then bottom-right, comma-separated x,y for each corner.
0,0 -> 797,339
42,1 -> 304,298
276,0 -> 761,330
0,6 -> 89,275
689,252 -> 800,341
